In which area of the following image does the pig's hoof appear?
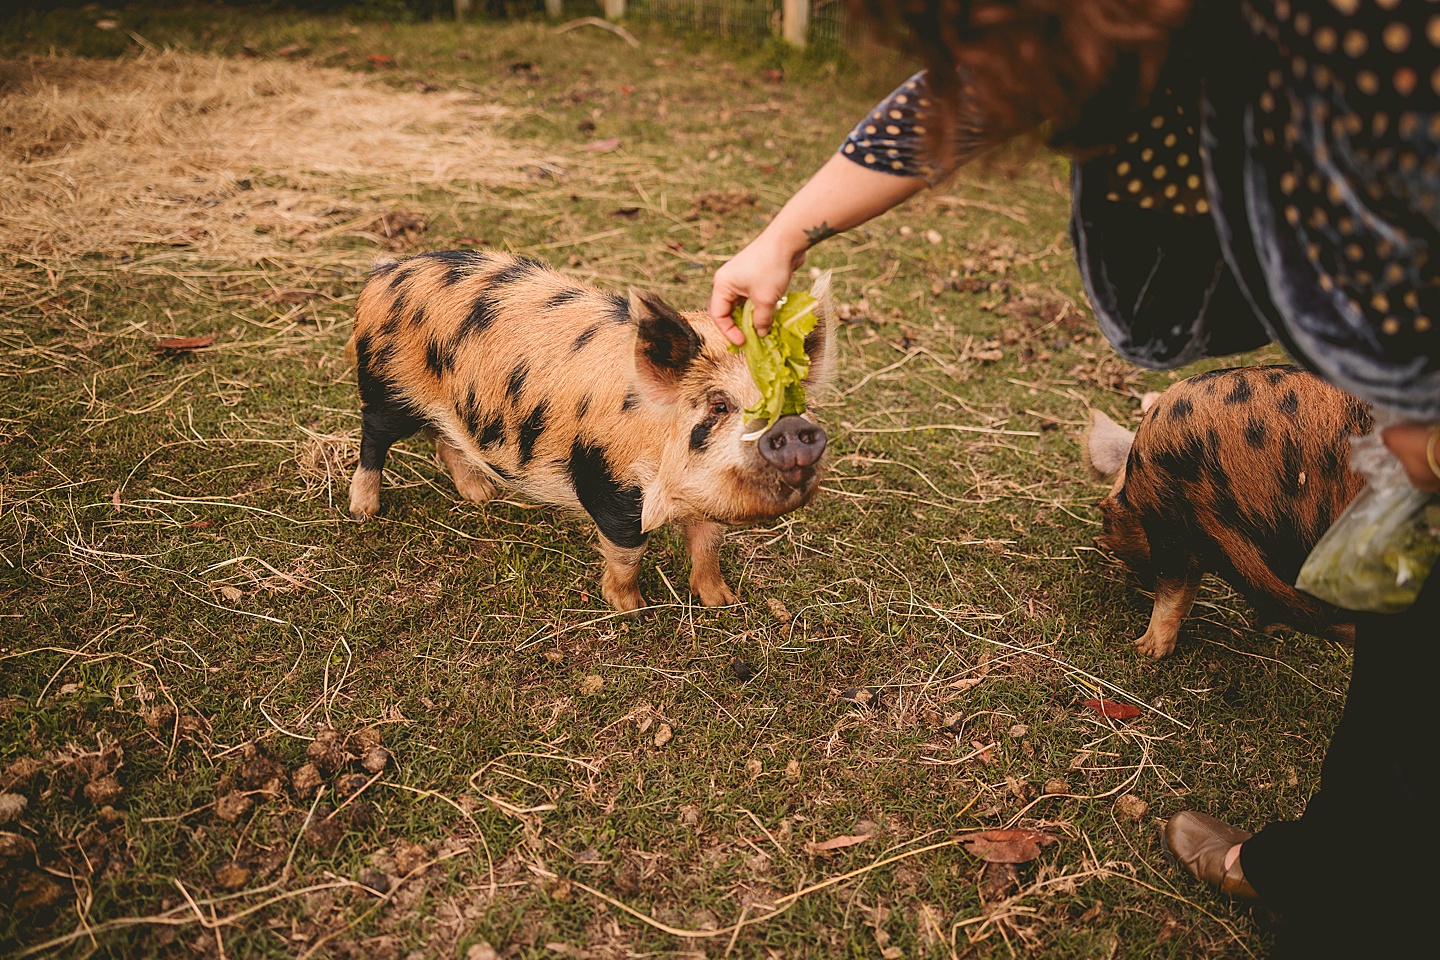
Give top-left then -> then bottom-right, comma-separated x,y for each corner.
695,582 -> 739,607
603,584 -> 647,614
1134,629 -> 1176,659
451,473 -> 496,504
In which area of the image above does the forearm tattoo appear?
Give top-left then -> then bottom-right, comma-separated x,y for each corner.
804,221 -> 838,247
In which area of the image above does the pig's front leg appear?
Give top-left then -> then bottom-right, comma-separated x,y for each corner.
684,521 -> 738,607
433,433 -> 496,504
597,533 -> 648,613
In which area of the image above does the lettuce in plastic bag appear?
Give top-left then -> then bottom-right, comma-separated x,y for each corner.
728,292 -> 818,437
1296,414 -> 1440,614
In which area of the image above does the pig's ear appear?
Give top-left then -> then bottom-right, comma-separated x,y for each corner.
802,270 -> 840,396
631,290 -> 703,405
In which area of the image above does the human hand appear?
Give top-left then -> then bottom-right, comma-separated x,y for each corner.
1381,422 -> 1440,494
709,234 -> 807,345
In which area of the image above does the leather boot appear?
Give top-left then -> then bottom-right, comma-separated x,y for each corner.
1162,811 -> 1259,900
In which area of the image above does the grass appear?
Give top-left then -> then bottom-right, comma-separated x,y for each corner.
0,5 -> 1352,958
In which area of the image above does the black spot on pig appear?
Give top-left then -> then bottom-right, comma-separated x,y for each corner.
606,293 -> 631,323
571,324 -> 601,352
518,401 -> 549,465
1279,390 -> 1300,417
458,292 -> 496,340
478,415 -> 504,448
1319,438 -> 1347,480
1266,368 -> 1287,384
547,288 -> 585,309
576,395 -> 591,420
369,259 -> 400,281
486,461 -> 515,483
358,383 -> 426,473
506,361 -> 529,402
1245,418 -> 1267,448
424,249 -> 488,284
689,421 -> 714,452
487,257 -> 542,288
569,441 -> 645,548
458,386 -> 482,435
1168,397 -> 1194,422
1224,377 -> 1253,405
425,338 -> 452,378
621,392 -> 641,412
354,332 -> 374,374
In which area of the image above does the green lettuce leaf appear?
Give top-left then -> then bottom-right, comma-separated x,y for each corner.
728,291 -> 818,434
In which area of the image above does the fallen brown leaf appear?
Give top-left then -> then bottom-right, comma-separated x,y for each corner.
958,828 -> 1058,864
1082,698 -> 1142,720
581,137 -> 621,153
154,334 -> 215,353
806,832 -> 871,855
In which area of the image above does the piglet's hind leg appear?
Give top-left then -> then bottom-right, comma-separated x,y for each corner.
349,401 -> 425,520
433,432 -> 496,504
685,521 -> 738,606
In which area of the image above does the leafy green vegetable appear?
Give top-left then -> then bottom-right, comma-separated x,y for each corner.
1297,489 -> 1440,614
728,291 -> 818,434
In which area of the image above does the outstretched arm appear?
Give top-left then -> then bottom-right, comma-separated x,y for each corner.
709,154 -> 928,344
711,71 -> 982,343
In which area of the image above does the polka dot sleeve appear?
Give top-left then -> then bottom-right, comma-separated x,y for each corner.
838,72 -> 956,183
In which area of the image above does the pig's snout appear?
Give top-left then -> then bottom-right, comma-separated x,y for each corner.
758,415 -> 827,488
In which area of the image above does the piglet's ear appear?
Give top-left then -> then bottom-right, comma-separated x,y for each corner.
631,290 -> 702,405
802,271 -> 839,397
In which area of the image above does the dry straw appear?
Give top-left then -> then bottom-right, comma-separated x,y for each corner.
0,51 -> 552,267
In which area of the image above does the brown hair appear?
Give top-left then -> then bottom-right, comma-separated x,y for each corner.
857,0 -> 1195,162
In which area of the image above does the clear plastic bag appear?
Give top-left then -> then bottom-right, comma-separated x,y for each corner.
1296,413 -> 1440,614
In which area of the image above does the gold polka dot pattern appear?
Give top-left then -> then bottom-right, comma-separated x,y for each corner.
1245,0 -> 1440,343
840,71 -> 984,184
1102,83 -> 1211,216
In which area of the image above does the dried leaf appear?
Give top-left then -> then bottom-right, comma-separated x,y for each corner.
806,832 -> 871,855
1082,698 -> 1142,720
154,333 -> 215,353
959,828 -> 1058,864
582,137 -> 621,153
366,53 -> 394,66
1115,794 -> 1150,821
580,674 -> 604,696
214,791 -> 252,823
0,792 -> 28,824
652,723 -> 673,749
214,863 -> 251,889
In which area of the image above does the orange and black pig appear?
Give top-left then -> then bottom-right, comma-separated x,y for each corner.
345,250 -> 837,612
1085,366 -> 1369,657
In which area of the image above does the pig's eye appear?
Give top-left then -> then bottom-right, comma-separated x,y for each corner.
707,396 -> 732,417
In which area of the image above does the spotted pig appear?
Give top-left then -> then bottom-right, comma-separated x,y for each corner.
346,250 -> 837,612
1085,366 -> 1369,658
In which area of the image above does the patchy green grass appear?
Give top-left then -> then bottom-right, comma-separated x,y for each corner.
0,7 -> 1349,959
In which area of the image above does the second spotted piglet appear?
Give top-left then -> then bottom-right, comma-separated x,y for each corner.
346,250 -> 837,612
1087,366 -> 1369,657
